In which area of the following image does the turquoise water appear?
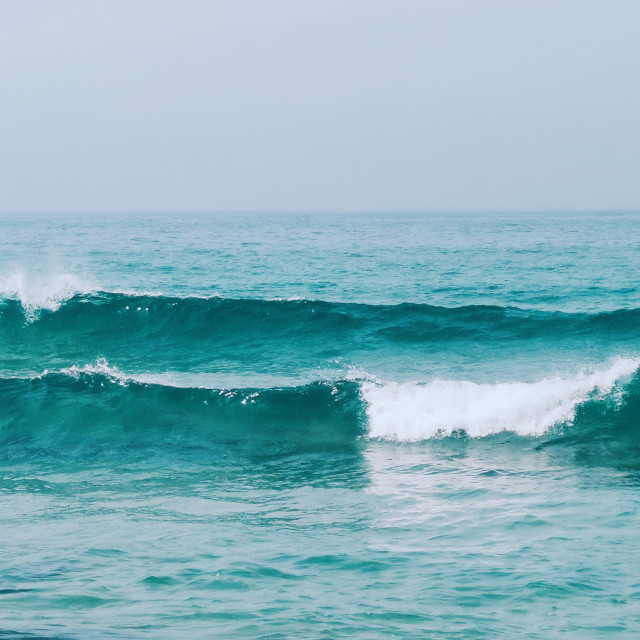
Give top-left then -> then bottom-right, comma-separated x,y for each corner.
1,212 -> 639,638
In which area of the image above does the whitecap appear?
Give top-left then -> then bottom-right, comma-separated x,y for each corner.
361,357 -> 640,440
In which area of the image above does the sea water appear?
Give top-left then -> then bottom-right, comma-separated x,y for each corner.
0,212 -> 639,638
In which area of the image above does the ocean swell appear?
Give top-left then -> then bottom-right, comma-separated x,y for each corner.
0,359 -> 638,464
2,293 -> 640,382
2,291 -> 640,340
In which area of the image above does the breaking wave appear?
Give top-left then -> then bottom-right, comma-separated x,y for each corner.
0,359 -> 638,465
362,358 -> 639,439
0,269 -> 95,321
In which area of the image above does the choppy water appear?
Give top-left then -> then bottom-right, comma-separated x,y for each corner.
1,212 -> 639,639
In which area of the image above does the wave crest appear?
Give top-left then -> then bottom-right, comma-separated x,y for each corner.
362,358 -> 639,440
0,269 -> 93,320
6,357 -> 640,442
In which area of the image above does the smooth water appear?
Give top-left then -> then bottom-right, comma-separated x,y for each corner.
1,213 -> 639,638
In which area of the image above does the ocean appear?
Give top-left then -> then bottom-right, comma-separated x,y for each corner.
1,212 -> 639,638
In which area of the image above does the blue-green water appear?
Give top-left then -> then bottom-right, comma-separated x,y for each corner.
1,212 -> 639,638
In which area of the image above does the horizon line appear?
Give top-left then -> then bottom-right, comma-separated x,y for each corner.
1,208 -> 639,217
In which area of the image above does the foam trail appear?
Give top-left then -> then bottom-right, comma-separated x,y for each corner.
362,358 -> 640,440
0,269 -> 93,320
57,358 -> 315,390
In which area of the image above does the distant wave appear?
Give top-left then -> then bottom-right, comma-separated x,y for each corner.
1,359 -> 638,464
2,291 -> 640,343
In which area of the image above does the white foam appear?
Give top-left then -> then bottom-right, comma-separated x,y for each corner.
57,358 -> 310,390
59,359 -> 208,389
0,269 -> 94,320
361,358 -> 640,440
60,359 -> 212,388
58,358 -> 130,385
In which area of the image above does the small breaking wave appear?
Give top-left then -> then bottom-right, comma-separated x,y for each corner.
0,359 -> 638,463
362,358 -> 639,440
0,269 -> 94,320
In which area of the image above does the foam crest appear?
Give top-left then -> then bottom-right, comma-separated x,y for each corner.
58,359 -> 200,388
362,358 -> 640,440
59,358 -> 130,384
57,359 -> 310,390
0,269 -> 93,319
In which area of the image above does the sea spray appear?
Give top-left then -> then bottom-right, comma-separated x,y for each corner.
0,269 -> 94,321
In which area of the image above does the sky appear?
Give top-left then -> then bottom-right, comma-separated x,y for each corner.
1,0 -> 639,214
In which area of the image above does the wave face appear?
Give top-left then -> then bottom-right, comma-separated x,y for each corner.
0,369 -> 365,461
4,291 -> 640,338
2,292 -> 640,382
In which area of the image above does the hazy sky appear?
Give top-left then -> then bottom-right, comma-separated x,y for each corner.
1,0 -> 639,213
